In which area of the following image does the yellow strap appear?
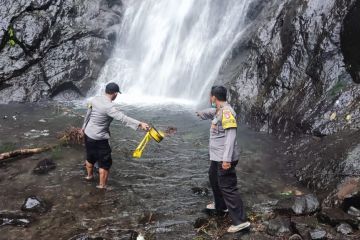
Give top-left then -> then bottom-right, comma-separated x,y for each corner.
222,109 -> 237,129
133,132 -> 152,158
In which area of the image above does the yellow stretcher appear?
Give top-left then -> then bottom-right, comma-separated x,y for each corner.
133,127 -> 164,158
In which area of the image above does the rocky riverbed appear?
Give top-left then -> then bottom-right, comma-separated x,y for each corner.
0,103 -> 359,239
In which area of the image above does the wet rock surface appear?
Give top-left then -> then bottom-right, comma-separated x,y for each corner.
266,216 -> 291,237
224,0 -> 360,137
336,222 -> 353,235
309,229 -> 327,240
0,212 -> 33,227
33,158 -> 56,174
276,194 -> 320,215
318,208 -> 359,228
21,196 -> 51,214
0,0 -> 123,103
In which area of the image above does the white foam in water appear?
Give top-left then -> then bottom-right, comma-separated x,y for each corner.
91,0 -> 252,106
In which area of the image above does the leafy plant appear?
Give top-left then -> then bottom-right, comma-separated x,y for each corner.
329,80 -> 347,97
8,27 -> 16,47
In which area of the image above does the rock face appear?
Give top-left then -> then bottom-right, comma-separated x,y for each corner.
222,0 -> 360,137
0,0 -> 123,103
219,0 -> 360,202
21,196 -> 51,214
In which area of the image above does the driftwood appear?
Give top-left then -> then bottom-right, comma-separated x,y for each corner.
0,145 -> 55,161
57,127 -> 84,145
0,127 -> 84,161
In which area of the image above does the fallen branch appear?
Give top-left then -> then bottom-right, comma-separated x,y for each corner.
0,126 -> 83,161
0,145 -> 56,161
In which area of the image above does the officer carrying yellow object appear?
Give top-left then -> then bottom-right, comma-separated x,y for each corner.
196,85 -> 250,233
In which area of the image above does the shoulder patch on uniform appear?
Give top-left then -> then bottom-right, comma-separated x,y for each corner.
222,109 -> 237,129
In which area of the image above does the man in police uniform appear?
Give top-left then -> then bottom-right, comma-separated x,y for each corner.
197,86 -> 250,233
81,82 -> 149,189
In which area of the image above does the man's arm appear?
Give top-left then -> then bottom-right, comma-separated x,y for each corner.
82,103 -> 92,130
196,108 -> 216,120
222,128 -> 237,163
107,106 -> 148,130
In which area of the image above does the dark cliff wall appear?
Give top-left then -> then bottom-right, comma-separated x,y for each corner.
222,0 -> 360,137
0,0 -> 123,103
220,0 -> 360,202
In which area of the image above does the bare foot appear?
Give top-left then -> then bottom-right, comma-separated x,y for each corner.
84,176 -> 94,181
96,185 -> 113,191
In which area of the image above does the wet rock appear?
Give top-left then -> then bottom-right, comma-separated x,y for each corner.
21,196 -> 51,214
33,158 -> 56,174
276,194 -> 320,215
68,234 -> 104,240
191,187 -> 209,196
251,200 -> 277,221
347,206 -> 360,217
336,223 -> 353,235
266,216 -> 291,237
193,217 -> 209,229
0,213 -> 33,227
309,229 -> 326,240
288,234 -> 303,240
292,194 -> 320,215
291,216 -> 318,239
318,208 -> 359,228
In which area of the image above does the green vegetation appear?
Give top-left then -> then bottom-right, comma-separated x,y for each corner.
8,27 -> 16,47
329,80 -> 347,97
0,142 -> 17,153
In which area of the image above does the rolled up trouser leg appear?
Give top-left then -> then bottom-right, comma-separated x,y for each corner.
208,161 -> 227,211
217,161 -> 246,225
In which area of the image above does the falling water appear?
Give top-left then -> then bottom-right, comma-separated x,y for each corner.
94,0 -> 252,105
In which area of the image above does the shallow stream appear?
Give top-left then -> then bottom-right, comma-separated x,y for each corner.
0,103 -> 297,239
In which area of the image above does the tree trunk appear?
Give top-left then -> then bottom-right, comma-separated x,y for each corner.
0,145 -> 55,161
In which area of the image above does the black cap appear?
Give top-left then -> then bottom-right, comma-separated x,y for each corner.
105,82 -> 121,94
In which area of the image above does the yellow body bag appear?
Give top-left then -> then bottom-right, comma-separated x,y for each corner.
132,127 -> 164,158
133,132 -> 152,158
222,109 -> 237,129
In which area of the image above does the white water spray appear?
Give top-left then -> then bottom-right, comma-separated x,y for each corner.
94,0 -> 252,105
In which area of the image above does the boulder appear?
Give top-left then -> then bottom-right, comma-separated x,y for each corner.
292,194 -> 320,215
318,208 -> 359,229
309,229 -> 326,240
266,216 -> 291,237
21,196 -> 51,214
33,158 -> 56,174
275,194 -> 320,215
290,216 -> 318,239
336,223 -> 353,235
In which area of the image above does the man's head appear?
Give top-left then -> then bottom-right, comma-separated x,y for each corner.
210,85 -> 227,107
105,82 -> 121,101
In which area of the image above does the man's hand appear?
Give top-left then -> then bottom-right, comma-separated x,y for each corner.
139,122 -> 150,131
222,161 -> 231,170
79,128 -> 85,137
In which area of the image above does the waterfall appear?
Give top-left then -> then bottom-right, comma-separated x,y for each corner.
94,0 -> 252,105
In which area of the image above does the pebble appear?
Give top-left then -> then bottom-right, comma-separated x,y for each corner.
336,223 -> 353,235
309,229 -> 326,240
